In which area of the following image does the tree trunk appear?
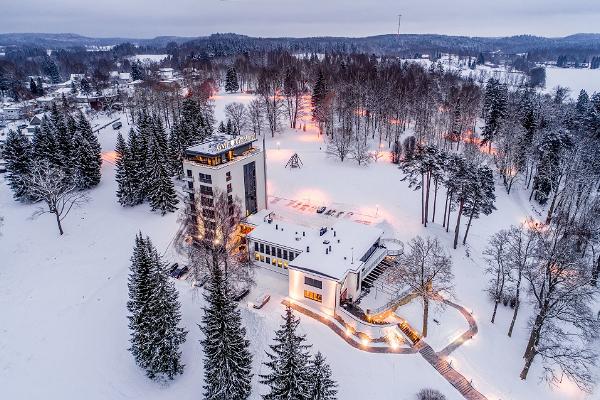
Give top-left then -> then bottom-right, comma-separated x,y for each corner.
421,174 -> 425,225
432,180 -> 439,222
55,212 -> 64,235
442,192 -> 449,228
591,255 -> 600,286
462,207 -> 476,245
453,200 -> 464,249
508,272 -> 522,337
520,350 -> 536,380
422,296 -> 429,338
424,172 -> 431,227
524,312 -> 544,359
446,193 -> 453,233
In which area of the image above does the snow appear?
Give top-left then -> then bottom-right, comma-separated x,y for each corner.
544,66 -> 600,97
129,54 -> 169,64
1,92 -> 597,400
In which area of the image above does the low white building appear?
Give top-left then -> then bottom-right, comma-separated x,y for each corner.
183,133 -> 267,237
246,217 -> 388,315
2,105 -> 23,120
159,67 -> 175,80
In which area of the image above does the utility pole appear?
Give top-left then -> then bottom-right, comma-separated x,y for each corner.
397,14 -> 402,36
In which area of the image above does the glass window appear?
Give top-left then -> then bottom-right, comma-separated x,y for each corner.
304,276 -> 323,289
283,250 -> 288,260
226,171 -> 231,181
227,183 -> 232,193
186,169 -> 192,178
260,243 -> 264,253
187,181 -> 194,189
289,252 -> 295,261
304,290 -> 322,303
277,248 -> 282,258
254,242 -> 259,251
200,185 -> 213,195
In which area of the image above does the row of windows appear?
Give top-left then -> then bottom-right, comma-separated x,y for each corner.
254,242 -> 298,261
255,253 -> 289,269
304,290 -> 322,303
304,276 -> 323,289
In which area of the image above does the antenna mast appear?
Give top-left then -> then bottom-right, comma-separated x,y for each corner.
397,14 -> 402,36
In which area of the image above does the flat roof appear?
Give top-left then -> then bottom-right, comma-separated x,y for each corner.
186,133 -> 258,156
248,218 -> 384,281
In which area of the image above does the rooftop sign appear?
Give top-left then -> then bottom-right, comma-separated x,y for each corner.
214,133 -> 257,152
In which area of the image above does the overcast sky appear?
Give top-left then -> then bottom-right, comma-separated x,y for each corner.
3,0 -> 599,38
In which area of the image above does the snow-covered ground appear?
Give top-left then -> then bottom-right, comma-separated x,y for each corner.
1,92 -> 597,400
128,54 -> 169,64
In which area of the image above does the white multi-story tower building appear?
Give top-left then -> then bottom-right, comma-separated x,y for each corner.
182,133 -> 267,237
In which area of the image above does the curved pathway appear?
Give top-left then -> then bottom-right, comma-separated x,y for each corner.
284,298 -> 487,400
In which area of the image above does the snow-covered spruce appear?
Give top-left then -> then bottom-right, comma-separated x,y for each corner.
127,233 -> 187,380
199,258 -> 253,400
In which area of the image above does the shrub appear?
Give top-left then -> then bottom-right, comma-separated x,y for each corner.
417,388 -> 447,400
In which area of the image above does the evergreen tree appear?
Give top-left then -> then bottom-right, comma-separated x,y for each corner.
131,61 -> 144,81
29,78 -> 38,95
52,104 -> 75,175
225,67 -> 240,93
36,77 -> 44,96
80,78 -> 92,95
218,121 -> 227,133
115,131 -> 137,206
260,305 -> 312,400
308,352 -> 337,400
200,260 -> 253,400
311,70 -> 326,122
481,78 -> 508,151
127,128 -> 147,205
476,52 -> 485,65
127,234 -> 187,380
4,130 -> 34,201
462,165 -> 496,244
147,138 -> 178,215
43,57 -> 61,84
226,119 -> 233,135
32,118 -> 59,165
73,113 -> 102,189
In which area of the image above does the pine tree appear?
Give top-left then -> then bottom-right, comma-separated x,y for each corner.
260,305 -> 312,400
115,131 -> 137,206
311,70 -> 326,122
73,113 -> 102,189
225,67 -> 239,93
308,352 -> 337,400
481,78 -> 508,151
147,138 -> 178,215
127,234 -> 187,380
200,260 -> 253,400
131,61 -> 144,81
218,121 -> 227,133
127,128 -> 147,205
52,104 -> 75,175
4,130 -> 34,201
36,77 -> 44,96
32,117 -> 60,166
29,78 -> 38,95
462,165 -> 496,244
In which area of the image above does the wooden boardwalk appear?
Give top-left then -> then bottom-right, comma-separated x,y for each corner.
284,298 -> 488,400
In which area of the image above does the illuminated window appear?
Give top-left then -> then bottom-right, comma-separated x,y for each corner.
272,258 -> 277,266
278,259 -> 283,267
304,290 -> 322,303
283,262 -> 288,268
255,253 -> 260,261
260,255 -> 265,262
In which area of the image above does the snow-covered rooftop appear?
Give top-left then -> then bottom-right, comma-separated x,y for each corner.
186,133 -> 258,156
291,220 -> 384,281
248,218 -> 384,281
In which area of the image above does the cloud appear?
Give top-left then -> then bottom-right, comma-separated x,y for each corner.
2,0 -> 599,38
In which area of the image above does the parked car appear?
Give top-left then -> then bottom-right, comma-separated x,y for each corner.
233,287 -> 250,302
171,265 -> 189,279
191,274 -> 209,288
253,292 -> 271,309
168,263 -> 179,277
316,206 -> 326,214
112,121 -> 122,130
326,209 -> 336,216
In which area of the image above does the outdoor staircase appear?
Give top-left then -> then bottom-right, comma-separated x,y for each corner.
418,343 -> 487,400
361,263 -> 387,289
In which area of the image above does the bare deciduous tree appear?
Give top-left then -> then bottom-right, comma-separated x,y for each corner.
224,102 -> 246,135
391,236 -> 454,337
29,161 -> 88,235
247,98 -> 265,137
326,127 -> 353,162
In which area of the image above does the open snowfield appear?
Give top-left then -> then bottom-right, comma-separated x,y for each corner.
1,92 -> 597,400
544,66 -> 600,97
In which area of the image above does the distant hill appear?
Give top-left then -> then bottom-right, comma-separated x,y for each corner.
1,32 -> 599,57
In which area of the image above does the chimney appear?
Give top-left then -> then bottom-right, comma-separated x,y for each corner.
334,230 -> 336,237
329,245 -> 332,252
306,246 -> 310,252
303,231 -> 305,237
326,248 -> 329,255
275,224 -> 278,230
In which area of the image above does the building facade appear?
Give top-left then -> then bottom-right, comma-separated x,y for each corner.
183,133 -> 267,239
245,216 -> 388,315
